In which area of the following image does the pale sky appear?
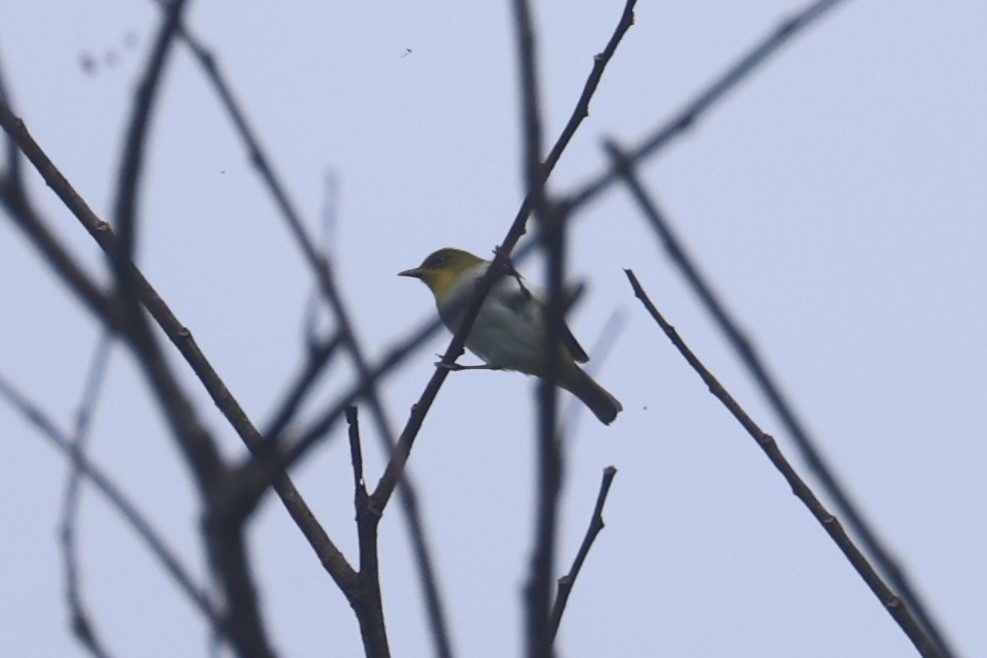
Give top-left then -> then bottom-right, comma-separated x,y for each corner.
2,1 -> 985,656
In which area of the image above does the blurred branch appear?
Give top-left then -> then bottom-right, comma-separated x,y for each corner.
263,331 -> 343,440
0,95 -> 313,658
0,97 -> 223,488
550,466 -> 617,642
111,0 -> 187,304
160,16 -> 453,654
0,370 -> 221,631
59,334 -> 116,658
624,269 -> 943,658
509,1 -> 565,656
0,171 -> 121,326
265,175 -> 344,440
565,0 -> 850,212
0,111 -> 242,640
607,142 -> 954,657
0,87 -> 356,563
0,52 -> 23,185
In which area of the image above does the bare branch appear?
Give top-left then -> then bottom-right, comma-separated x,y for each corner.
0,98 -> 223,487
624,269 -> 943,658
202,505 -> 272,658
508,1 -> 567,655
0,173 -> 121,327
346,407 -> 391,658
550,466 -> 617,641
565,0 -> 851,211
606,142 -> 955,656
263,332 -> 344,440
59,335 -> 116,658
0,371 -> 221,632
0,95 -> 337,658
111,0 -> 187,300
0,95 -> 279,651
0,50 -> 23,185
347,406 -> 367,499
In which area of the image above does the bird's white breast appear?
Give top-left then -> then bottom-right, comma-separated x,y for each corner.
436,262 -> 547,373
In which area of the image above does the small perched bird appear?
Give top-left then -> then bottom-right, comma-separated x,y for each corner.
399,247 -> 622,425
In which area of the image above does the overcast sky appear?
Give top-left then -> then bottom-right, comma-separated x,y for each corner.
2,1 -> 986,656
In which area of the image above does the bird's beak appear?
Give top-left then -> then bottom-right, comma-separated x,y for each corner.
398,267 -> 424,279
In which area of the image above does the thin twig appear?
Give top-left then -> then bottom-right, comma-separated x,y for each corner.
550,466 -> 617,641
624,269 -> 942,658
59,335 -> 115,658
565,0 -> 850,212
0,371 -> 221,631
607,142 -> 954,657
347,406 -> 366,498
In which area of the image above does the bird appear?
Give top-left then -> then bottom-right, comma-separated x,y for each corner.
399,247 -> 622,425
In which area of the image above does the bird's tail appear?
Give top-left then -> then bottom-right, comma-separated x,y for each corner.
560,365 -> 622,425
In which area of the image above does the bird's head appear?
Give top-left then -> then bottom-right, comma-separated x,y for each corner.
399,247 -> 484,302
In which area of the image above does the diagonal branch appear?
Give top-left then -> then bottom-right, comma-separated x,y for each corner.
262,331 -> 344,440
550,466 -> 617,642
0,371 -> 221,632
0,98 -> 223,489
565,0 -> 851,212
624,269 -> 943,658
607,141 -> 954,657
1,84 -> 279,656
0,170 -> 122,327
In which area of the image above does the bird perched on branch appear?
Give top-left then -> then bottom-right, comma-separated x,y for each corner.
399,247 -> 622,425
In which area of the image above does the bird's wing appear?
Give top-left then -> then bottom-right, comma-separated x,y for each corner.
563,326 -> 590,363
500,278 -> 591,364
